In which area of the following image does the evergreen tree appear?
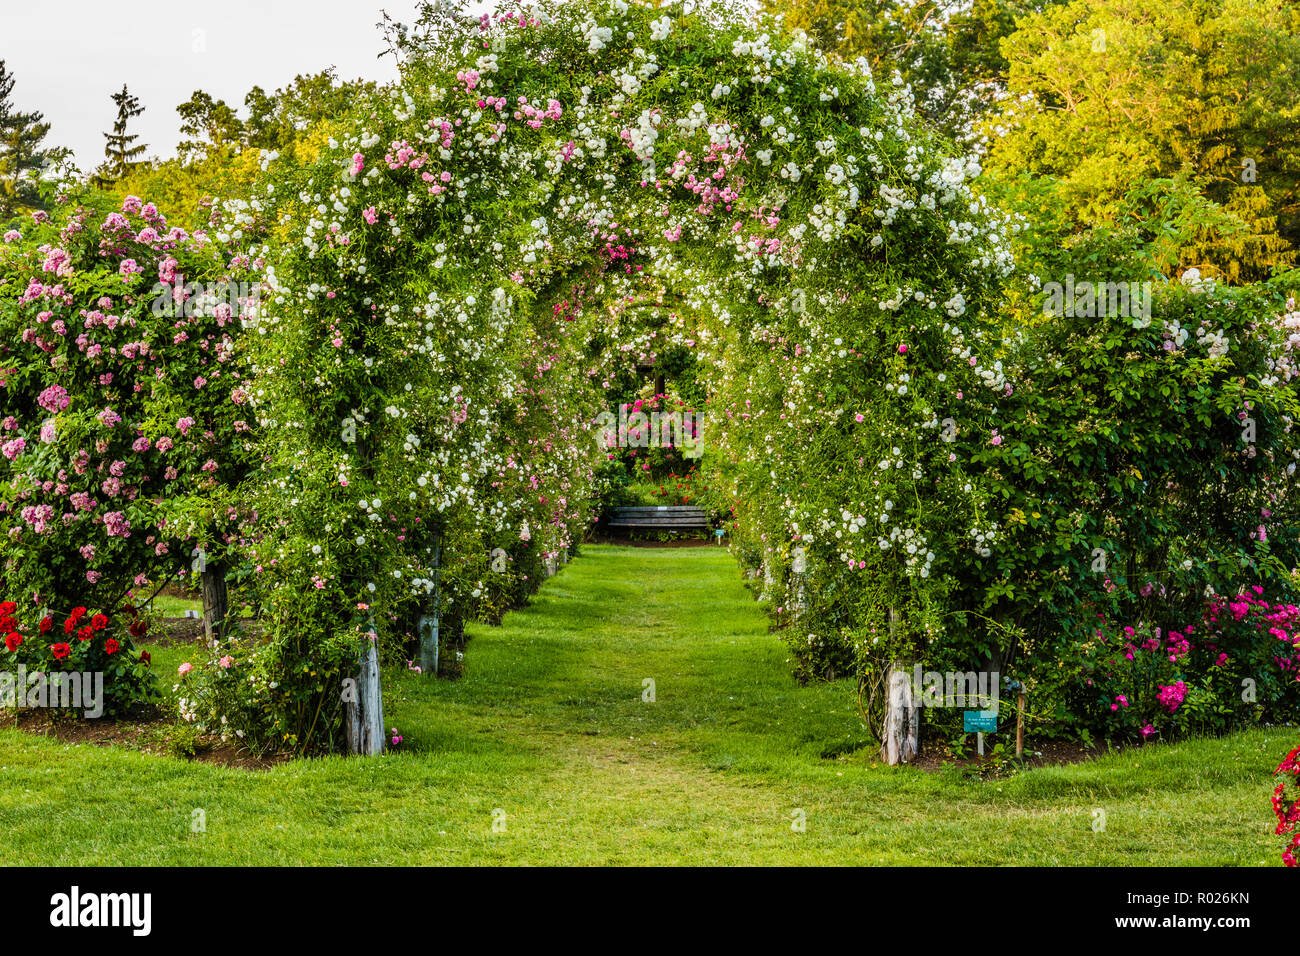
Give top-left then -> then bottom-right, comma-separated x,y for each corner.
0,60 -> 65,222
100,83 -> 147,183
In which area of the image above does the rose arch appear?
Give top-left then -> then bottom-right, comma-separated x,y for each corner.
234,0 -> 1018,754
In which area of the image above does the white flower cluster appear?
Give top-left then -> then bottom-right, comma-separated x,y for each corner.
969,523 -> 998,559
875,525 -> 934,578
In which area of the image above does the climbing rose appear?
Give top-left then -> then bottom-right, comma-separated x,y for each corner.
37,385 -> 70,413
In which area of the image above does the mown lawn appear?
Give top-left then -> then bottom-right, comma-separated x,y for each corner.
0,545 -> 1290,865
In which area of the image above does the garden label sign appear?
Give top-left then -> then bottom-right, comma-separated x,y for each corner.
964,709 -> 997,756
964,710 -> 997,733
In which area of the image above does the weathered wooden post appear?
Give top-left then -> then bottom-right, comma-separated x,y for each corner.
790,545 -> 807,615
344,613 -> 385,756
881,608 -> 920,765
199,560 -> 228,645
417,540 -> 440,678
1015,683 -> 1027,759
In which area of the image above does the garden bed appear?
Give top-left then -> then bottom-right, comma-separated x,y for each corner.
911,737 -> 1108,775
0,708 -> 285,771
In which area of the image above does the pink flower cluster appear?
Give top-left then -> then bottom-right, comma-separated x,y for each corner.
1156,680 -> 1187,713
37,384 -> 70,413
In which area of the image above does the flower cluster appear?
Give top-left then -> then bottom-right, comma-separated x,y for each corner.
1273,746 -> 1300,867
0,598 -> 155,717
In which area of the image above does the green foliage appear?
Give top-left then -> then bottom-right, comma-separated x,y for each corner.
984,0 -> 1300,282
0,547 -> 1291,865
98,85 -> 147,186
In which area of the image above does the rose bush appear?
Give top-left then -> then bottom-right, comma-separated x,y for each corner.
0,598 -> 155,717
0,191 -> 264,617
1274,745 -> 1300,866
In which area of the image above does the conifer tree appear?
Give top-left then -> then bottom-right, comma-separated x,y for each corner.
100,83 -> 147,183
0,60 -> 65,221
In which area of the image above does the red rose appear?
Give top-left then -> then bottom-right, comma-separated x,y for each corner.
128,619 -> 148,638
121,603 -> 137,619
4,632 -> 21,652
138,650 -> 151,666
0,617 -> 15,633
0,601 -> 16,616
70,606 -> 86,621
90,613 -> 109,631
104,638 -> 120,655
63,617 -> 76,635
39,616 -> 52,634
76,625 -> 93,642
50,642 -> 71,660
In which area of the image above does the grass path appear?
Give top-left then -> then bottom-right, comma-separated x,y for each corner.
0,545 -> 1290,864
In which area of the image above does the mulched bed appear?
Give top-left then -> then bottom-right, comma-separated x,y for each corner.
911,737 -> 1109,774
0,709 -> 287,770
146,616 -> 205,647
146,615 -> 264,647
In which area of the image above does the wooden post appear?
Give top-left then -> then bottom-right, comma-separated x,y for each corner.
344,615 -> 385,756
1016,686 -> 1027,759
200,560 -> 228,644
790,546 -> 807,615
881,608 -> 920,765
417,540 -> 440,678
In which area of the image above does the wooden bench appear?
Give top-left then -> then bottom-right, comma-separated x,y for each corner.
606,505 -> 711,533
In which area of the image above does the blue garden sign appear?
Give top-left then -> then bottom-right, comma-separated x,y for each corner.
964,710 -> 998,734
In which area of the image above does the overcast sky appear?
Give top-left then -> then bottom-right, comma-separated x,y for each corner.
0,0 -> 491,172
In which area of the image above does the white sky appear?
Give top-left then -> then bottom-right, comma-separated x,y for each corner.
0,0 -> 491,171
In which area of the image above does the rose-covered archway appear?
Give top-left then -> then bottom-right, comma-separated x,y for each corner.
230,0 -> 1015,753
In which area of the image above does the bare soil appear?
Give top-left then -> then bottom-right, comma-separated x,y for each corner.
911,736 -> 1110,773
0,708 -> 286,771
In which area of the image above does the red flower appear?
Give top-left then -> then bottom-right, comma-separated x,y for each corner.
63,617 -> 76,635
90,613 -> 109,631
4,632 -> 22,652
39,615 -> 52,634
104,638 -> 120,655
0,601 -> 16,617
128,619 -> 148,638
50,642 -> 71,660
121,603 -> 137,619
70,606 -> 86,621
76,625 -> 93,642
138,650 -> 151,666
0,617 -> 15,633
